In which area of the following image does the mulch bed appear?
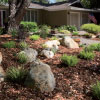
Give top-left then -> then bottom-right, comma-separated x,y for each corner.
0,34 -> 100,100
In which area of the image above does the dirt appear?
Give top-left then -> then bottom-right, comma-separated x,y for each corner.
0,34 -> 100,100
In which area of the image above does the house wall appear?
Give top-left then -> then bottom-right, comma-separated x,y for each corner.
42,10 -> 67,27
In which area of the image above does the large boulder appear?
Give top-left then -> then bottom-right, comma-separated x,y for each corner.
0,66 -> 5,82
0,52 -> 2,64
62,36 -> 79,48
25,60 -> 56,92
44,40 -> 60,50
18,48 -> 38,63
41,50 -> 54,58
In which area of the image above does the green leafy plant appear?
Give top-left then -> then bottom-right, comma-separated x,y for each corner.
10,29 -> 17,37
29,35 -> 40,41
0,27 -> 3,35
17,52 -> 27,63
3,41 -> 16,48
66,25 -> 77,32
81,24 -> 100,34
19,42 -> 29,49
20,21 -> 38,32
91,81 -> 100,100
39,25 -> 51,39
72,31 -> 79,35
6,66 -> 28,84
59,30 -> 70,34
79,50 -> 95,60
61,54 -> 79,67
50,36 -> 59,40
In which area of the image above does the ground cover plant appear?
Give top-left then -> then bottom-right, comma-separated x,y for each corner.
29,35 -> 40,41
81,24 -> 100,34
61,54 -> 79,67
3,41 -> 16,48
19,42 -> 29,49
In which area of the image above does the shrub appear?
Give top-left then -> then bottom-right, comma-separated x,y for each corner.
17,52 -> 27,63
20,21 -> 38,32
3,41 -> 16,48
50,36 -> 59,40
29,35 -> 40,41
66,25 -> 77,32
61,54 -> 79,67
6,66 -> 28,84
81,24 -> 100,34
9,29 -> 17,37
91,81 -> 100,100
79,50 -> 95,60
39,25 -> 51,39
72,31 -> 79,35
59,30 -> 70,34
19,42 -> 29,49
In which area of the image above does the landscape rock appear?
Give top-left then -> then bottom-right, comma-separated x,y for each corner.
0,66 -> 5,82
18,48 -> 38,63
44,40 -> 60,50
0,52 -> 2,64
25,60 -> 56,92
41,50 -> 54,58
62,36 -> 79,48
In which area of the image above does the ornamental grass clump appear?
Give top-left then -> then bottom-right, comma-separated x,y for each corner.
17,52 -> 27,64
19,42 -> 29,49
3,41 -> 16,48
79,50 -> 95,60
91,81 -> 100,100
61,54 -> 79,67
29,35 -> 40,41
6,66 -> 28,84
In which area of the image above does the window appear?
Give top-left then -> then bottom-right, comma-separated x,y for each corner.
23,10 -> 38,22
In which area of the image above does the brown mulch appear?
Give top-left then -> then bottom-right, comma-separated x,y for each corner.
0,34 -> 100,100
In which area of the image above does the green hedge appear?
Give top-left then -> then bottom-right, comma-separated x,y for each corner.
20,21 -> 38,32
81,24 -> 100,34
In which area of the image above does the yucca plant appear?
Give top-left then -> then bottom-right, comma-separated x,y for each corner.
3,41 -> 16,48
17,52 -> 27,63
61,54 -> 79,67
79,50 -> 95,60
6,66 -> 28,84
91,81 -> 100,100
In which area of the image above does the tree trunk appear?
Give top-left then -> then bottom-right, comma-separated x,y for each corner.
8,0 -> 31,33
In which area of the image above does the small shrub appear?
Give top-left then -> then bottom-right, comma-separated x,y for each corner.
50,36 -> 58,40
79,50 -> 95,60
91,81 -> 100,100
29,35 -> 40,41
59,30 -> 70,34
6,66 -> 28,84
72,31 -> 79,35
66,25 -> 77,32
61,54 -> 79,67
20,21 -> 38,32
81,24 -> 100,34
10,29 -> 17,37
39,25 -> 51,39
3,41 -> 16,48
17,52 -> 27,63
19,42 -> 29,49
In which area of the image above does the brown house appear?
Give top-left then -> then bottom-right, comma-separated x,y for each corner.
0,0 -> 100,29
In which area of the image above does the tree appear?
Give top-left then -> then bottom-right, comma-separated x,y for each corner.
0,0 -> 31,33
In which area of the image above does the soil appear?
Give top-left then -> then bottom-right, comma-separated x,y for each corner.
0,34 -> 100,100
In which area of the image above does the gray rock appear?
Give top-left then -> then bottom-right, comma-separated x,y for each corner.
0,66 -> 5,82
62,36 -> 79,48
0,52 -> 2,64
18,48 -> 38,63
41,50 -> 54,58
25,60 -> 56,92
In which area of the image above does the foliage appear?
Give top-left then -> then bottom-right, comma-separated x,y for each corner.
17,52 -> 27,63
59,30 -> 70,34
91,81 -> 100,100
10,29 -> 17,37
29,35 -> 40,41
0,27 -> 3,35
20,21 -> 38,32
50,36 -> 59,40
19,42 -> 29,49
61,54 -> 79,67
3,41 -> 16,48
81,24 -> 100,34
72,31 -> 79,36
79,50 -> 95,60
6,66 -> 28,84
39,25 -> 51,39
